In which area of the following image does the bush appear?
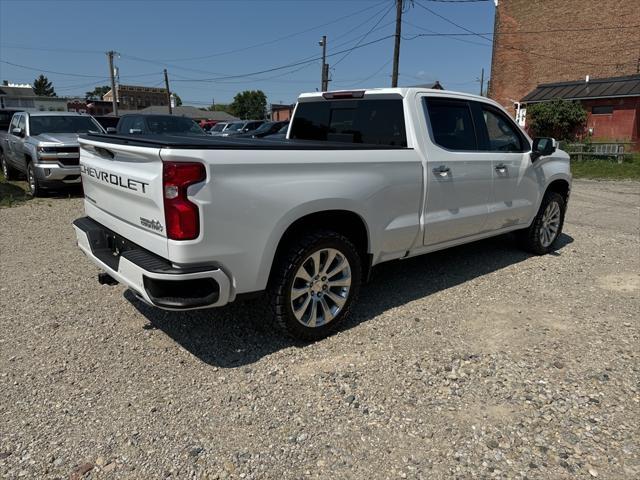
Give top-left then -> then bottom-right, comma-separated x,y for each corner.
527,99 -> 587,141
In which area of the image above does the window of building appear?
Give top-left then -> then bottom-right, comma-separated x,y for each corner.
425,99 -> 477,151
592,105 -> 613,115
289,98 -> 407,147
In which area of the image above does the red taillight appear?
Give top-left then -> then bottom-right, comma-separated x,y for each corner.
163,162 -> 206,240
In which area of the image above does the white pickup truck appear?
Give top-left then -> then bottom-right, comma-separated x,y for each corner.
73,88 -> 571,340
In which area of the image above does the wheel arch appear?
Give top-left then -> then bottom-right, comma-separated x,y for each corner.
265,208 -> 372,288
545,178 -> 571,203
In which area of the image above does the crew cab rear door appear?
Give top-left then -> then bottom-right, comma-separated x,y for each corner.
78,136 -> 168,258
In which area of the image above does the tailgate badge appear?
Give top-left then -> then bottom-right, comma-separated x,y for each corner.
140,217 -> 164,233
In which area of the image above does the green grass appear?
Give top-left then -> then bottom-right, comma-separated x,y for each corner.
0,170 -> 30,208
571,154 -> 640,180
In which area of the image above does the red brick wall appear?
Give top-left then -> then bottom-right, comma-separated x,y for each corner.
489,0 -> 640,116
583,97 -> 640,145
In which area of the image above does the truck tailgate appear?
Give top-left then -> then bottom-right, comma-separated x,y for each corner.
79,137 -> 168,258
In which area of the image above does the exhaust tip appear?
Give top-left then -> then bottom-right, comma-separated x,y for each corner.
98,272 -> 118,286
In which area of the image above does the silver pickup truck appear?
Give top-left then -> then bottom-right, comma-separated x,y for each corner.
0,111 -> 104,196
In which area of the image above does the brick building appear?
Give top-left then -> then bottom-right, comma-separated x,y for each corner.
103,85 -> 168,110
488,0 -> 640,115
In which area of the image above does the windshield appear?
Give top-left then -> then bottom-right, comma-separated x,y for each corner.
29,116 -> 102,136
226,122 -> 245,132
146,117 -> 205,135
211,123 -> 227,132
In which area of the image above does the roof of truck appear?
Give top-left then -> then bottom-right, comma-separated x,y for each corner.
297,87 -> 506,109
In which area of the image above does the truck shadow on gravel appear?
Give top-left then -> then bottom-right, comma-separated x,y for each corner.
128,233 -> 573,368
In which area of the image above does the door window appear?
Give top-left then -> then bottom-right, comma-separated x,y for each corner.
425,99 -> 477,151
480,107 -> 525,152
17,115 -> 26,134
9,114 -> 20,132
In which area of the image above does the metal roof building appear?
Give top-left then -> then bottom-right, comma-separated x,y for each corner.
521,75 -> 640,103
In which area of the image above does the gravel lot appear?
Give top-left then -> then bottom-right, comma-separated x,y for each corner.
1,180 -> 638,479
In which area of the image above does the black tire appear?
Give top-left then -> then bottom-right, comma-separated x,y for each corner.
268,230 -> 362,341
517,191 -> 566,255
0,151 -> 18,181
26,161 -> 43,197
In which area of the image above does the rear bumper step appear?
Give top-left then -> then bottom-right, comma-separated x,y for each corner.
73,216 -> 232,310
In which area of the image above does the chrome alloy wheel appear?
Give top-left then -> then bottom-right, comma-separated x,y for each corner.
540,201 -> 561,247
290,248 -> 352,327
27,164 -> 36,195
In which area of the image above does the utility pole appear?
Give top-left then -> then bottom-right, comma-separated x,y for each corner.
319,36 -> 328,91
163,69 -> 172,114
479,67 -> 485,96
107,51 -> 118,116
391,0 -> 403,87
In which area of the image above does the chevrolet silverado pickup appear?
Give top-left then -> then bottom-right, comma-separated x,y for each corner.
73,88 -> 571,340
0,111 -> 105,196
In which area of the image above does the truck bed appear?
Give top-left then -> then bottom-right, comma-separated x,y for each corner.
80,132 -> 407,150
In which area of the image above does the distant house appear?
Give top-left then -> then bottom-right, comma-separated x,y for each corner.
103,85 -> 169,110
67,99 -> 115,116
520,74 -> 640,149
271,104 -> 294,121
0,83 -> 67,112
411,81 -> 444,90
111,105 -> 238,122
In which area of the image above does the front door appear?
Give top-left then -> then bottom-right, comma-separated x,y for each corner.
474,103 -> 539,230
421,98 -> 494,246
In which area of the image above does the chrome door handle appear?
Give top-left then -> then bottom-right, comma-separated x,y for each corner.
495,164 -> 507,173
433,165 -> 451,177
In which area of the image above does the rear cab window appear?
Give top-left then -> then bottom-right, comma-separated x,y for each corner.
290,97 -> 407,147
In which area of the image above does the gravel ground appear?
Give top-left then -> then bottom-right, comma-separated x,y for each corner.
1,180 -> 638,480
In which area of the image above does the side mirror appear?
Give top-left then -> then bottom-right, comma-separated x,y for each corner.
12,127 -> 23,137
531,137 -> 556,161
106,127 -> 117,134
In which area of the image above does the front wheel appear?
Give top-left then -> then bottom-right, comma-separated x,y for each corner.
27,162 -> 43,197
268,230 -> 362,341
517,192 -> 566,255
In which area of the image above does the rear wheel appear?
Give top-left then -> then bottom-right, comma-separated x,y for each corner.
517,191 -> 566,254
0,151 -> 18,180
268,230 -> 362,341
27,161 -> 43,197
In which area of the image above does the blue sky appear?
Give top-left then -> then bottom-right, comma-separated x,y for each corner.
0,0 -> 496,107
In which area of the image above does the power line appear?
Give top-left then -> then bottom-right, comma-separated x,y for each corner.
170,35 -> 395,83
125,0 -> 389,64
333,2 -> 396,68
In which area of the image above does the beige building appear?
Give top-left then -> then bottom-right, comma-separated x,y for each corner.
103,85 -> 168,110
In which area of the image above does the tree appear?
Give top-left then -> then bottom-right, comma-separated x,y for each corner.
172,93 -> 182,106
33,75 -> 56,97
85,85 -> 111,100
229,90 -> 267,119
526,99 -> 587,141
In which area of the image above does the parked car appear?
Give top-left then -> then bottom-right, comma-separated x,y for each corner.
236,121 -> 289,138
0,111 -> 104,196
221,120 -> 265,137
114,114 -> 206,136
208,122 -> 231,136
93,115 -> 119,131
199,120 -> 222,132
263,123 -> 289,140
73,87 -> 571,341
